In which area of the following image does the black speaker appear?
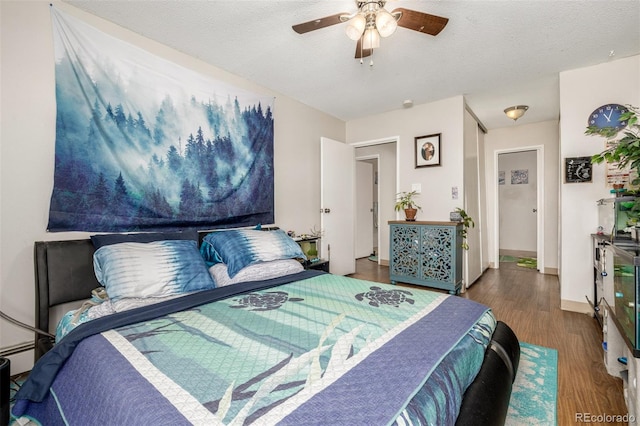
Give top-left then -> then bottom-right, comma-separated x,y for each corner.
0,357 -> 9,426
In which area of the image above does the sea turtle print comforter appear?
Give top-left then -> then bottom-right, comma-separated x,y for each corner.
13,271 -> 494,425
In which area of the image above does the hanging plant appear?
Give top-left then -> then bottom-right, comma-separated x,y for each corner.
589,105 -> 640,186
455,207 -> 475,250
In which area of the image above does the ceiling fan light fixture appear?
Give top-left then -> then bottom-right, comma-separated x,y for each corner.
345,14 -> 366,41
504,105 -> 529,121
375,8 -> 398,37
362,28 -> 380,50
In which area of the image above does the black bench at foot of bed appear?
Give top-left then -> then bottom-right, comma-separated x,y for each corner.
456,320 -> 520,425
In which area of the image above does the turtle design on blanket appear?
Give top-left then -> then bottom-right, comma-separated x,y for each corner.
229,291 -> 304,311
355,286 -> 415,307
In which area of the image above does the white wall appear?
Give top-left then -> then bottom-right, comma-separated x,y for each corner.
484,120 -> 560,272
559,55 -> 640,313
347,97 -> 466,222
0,1 -> 345,373
498,151 -> 538,253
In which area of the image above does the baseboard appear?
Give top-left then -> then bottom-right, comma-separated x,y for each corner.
561,299 -> 593,315
379,259 -> 389,266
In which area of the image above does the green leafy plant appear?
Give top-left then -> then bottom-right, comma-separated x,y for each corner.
394,191 -> 422,212
455,207 -> 475,250
589,105 -> 640,186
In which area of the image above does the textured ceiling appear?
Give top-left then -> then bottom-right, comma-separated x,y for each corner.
64,0 -> 640,130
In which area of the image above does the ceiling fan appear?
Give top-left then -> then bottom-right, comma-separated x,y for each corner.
292,0 -> 448,60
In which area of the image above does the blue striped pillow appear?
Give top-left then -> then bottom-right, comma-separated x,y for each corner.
200,229 -> 306,278
94,240 -> 215,301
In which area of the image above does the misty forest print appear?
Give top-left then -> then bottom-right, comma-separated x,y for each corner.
48,8 -> 274,232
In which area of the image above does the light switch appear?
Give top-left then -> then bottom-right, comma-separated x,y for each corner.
411,183 -> 421,193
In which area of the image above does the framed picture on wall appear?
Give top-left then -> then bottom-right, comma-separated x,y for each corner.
511,169 -> 529,185
415,133 -> 441,168
565,156 -> 592,183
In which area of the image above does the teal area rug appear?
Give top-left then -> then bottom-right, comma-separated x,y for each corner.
506,342 -> 558,425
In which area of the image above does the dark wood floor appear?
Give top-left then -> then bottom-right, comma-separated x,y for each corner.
349,258 -> 628,426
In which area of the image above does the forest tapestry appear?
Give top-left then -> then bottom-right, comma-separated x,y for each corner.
48,8 -> 275,232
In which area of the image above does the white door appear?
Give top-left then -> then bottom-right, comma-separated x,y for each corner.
355,161 -> 374,258
321,137 -> 355,275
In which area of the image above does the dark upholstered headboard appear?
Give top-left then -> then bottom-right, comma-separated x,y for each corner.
33,240 -> 99,360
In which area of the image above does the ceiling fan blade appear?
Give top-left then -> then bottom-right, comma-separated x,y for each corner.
392,8 -> 449,36
354,38 -> 372,59
292,13 -> 347,34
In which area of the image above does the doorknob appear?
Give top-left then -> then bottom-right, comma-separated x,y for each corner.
323,208 -> 331,213
533,208 -> 537,213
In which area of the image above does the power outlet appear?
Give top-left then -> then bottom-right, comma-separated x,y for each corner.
452,186 -> 458,199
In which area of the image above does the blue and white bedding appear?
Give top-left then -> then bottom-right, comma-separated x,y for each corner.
200,229 -> 306,276
13,271 -> 494,425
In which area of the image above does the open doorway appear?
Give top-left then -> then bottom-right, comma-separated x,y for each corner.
355,158 -> 377,260
495,147 -> 545,272
354,140 -> 398,270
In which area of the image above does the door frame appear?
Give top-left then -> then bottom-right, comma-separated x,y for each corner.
351,136 -> 400,266
355,154 -> 380,261
493,145 -> 545,273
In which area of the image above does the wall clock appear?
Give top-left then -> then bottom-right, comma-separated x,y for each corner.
588,104 -> 629,131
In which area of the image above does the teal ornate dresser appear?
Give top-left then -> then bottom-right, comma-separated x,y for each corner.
389,221 -> 463,294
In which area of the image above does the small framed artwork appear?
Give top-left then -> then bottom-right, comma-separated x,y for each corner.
415,133 -> 441,168
565,156 -> 592,183
511,169 -> 529,185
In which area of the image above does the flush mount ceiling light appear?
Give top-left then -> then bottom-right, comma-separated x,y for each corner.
504,105 -> 529,121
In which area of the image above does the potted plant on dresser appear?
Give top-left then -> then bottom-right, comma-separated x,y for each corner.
395,190 -> 422,221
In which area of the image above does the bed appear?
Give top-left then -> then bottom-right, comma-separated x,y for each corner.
12,228 -> 520,425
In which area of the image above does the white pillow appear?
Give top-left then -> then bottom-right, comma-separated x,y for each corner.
209,259 -> 304,287
93,240 -> 215,301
